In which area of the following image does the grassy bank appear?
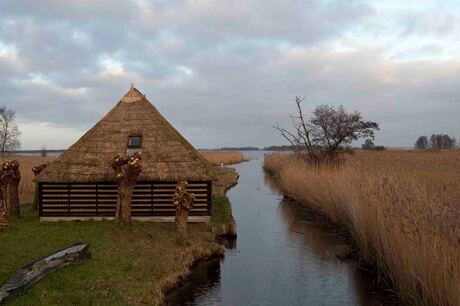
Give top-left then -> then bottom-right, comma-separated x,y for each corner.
264,150 -> 460,306
200,151 -> 247,165
0,166 -> 239,306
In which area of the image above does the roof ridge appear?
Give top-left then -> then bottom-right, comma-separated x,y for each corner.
121,86 -> 145,103
36,86 -> 213,182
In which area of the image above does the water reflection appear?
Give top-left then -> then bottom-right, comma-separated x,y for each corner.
278,199 -> 346,259
165,151 -> 393,306
164,258 -> 222,306
278,199 -> 392,306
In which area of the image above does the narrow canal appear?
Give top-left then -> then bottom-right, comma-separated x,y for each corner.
166,151 -> 391,306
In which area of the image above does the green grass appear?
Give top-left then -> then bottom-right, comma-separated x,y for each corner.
210,195 -> 232,225
1,206 -> 226,305
210,167 -> 238,226
0,166 -> 239,306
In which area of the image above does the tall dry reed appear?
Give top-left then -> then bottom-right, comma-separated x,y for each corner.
200,151 -> 247,166
0,155 -> 56,203
264,150 -> 460,306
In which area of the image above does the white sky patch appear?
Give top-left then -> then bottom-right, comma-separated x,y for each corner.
99,55 -> 125,75
72,30 -> 90,43
157,31 -> 185,53
27,73 -> 51,86
368,0 -> 442,13
175,65 -> 194,76
0,40 -> 18,59
132,0 -> 149,8
60,86 -> 88,97
17,120 -> 84,150
319,1 -> 460,63
155,65 -> 195,88
19,74 -> 88,98
0,40 -> 22,71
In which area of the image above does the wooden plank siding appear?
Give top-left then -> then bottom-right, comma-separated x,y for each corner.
38,181 -> 212,218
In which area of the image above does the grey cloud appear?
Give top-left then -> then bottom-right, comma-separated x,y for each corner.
0,0 -> 458,149
400,11 -> 458,37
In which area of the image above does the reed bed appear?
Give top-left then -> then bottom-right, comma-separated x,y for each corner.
0,155 -> 56,203
200,151 -> 247,166
264,150 -> 460,306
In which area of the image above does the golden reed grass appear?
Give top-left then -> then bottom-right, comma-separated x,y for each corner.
264,150 -> 460,306
200,151 -> 247,166
0,155 -> 56,203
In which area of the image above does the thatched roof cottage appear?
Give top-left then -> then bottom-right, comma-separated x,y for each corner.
36,86 -> 213,222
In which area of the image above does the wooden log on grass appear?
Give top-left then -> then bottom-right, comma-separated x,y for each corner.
0,243 -> 91,304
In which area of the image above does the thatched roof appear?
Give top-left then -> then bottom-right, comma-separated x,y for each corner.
36,87 -> 213,182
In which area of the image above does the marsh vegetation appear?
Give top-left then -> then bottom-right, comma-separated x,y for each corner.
200,151 -> 247,166
264,150 -> 460,306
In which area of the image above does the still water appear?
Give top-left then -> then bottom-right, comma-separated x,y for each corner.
166,151 -> 391,306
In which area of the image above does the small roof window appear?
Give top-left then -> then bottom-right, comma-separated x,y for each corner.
128,136 -> 142,148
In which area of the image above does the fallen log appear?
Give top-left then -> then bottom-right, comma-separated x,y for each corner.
0,243 -> 91,304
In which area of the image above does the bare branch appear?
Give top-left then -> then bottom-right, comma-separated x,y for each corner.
274,97 -> 379,166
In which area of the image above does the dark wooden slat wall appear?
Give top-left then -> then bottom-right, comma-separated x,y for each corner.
39,181 -> 212,217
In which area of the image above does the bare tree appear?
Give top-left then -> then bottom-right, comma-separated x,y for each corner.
0,164 -> 8,217
32,163 -> 49,210
0,200 -> 6,225
0,160 -> 21,217
7,160 -> 20,216
415,136 -> 429,150
172,181 -> 196,241
429,134 -> 456,149
362,139 -> 375,150
110,152 -> 142,230
442,135 -> 456,149
274,97 -> 379,165
0,169 -> 8,225
0,106 -> 21,152
274,97 -> 316,162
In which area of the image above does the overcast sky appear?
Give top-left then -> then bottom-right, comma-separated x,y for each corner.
0,0 -> 459,149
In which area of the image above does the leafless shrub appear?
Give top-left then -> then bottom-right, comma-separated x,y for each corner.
0,106 -> 21,152
274,97 -> 379,166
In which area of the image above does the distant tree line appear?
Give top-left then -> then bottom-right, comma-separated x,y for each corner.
414,134 -> 457,150
211,145 -> 304,151
218,146 -> 260,151
263,145 -> 298,151
361,139 -> 385,151
216,145 -> 302,151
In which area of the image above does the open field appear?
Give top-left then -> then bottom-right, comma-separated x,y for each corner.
0,166 -> 238,305
200,151 -> 247,166
264,150 -> 460,306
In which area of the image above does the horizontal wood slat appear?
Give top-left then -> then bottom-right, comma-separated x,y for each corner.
39,181 -> 212,218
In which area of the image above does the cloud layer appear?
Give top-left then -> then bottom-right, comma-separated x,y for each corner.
0,0 -> 459,149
